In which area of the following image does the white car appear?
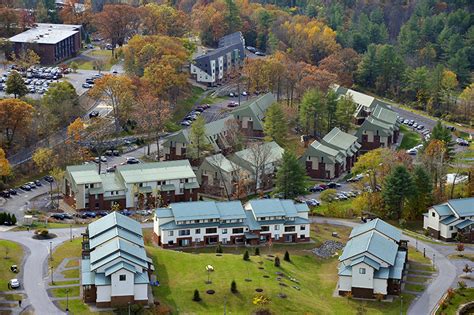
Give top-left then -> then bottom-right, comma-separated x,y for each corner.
406,148 -> 417,155
242,91 -> 248,96
9,279 -> 20,289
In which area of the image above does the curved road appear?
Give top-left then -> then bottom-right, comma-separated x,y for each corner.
311,217 -> 458,315
1,227 -> 85,315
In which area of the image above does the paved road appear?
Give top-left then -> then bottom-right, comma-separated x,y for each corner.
0,227 -> 86,315
310,217 -> 459,315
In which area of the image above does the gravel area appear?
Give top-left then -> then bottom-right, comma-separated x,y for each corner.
311,240 -> 345,258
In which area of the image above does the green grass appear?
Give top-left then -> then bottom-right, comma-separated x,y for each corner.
14,222 -> 86,231
172,86 -> 206,122
50,280 -> 80,286
65,259 -> 79,268
311,199 -> 359,219
49,286 -> 80,298
406,276 -> 429,284
50,238 -> 82,270
408,247 -> 433,265
409,263 -> 435,273
447,253 -> 474,262
404,283 -> 425,292
0,293 -> 24,301
56,299 -> 115,314
399,125 -> 422,150
0,241 -> 24,291
436,288 -> 474,315
61,269 -> 79,279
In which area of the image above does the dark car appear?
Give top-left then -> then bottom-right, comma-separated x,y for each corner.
51,213 -> 65,220
97,211 -> 109,217
9,189 -> 17,195
44,175 -> 54,183
34,180 -> 42,186
89,110 -> 100,119
0,190 -> 10,198
63,213 -> 74,219
309,185 -> 325,192
85,78 -> 94,84
21,184 -> 31,191
112,150 -> 120,156
84,211 -> 97,218
327,182 -> 341,189
120,210 -> 133,216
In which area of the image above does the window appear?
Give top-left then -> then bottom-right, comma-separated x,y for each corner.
179,230 -> 190,236
300,234 -> 305,239
222,229 -> 228,234
261,226 -> 269,232
222,238 -> 227,244
119,275 -> 126,281
359,268 -> 366,275
274,234 -> 280,240
206,228 -> 217,234
285,226 -> 296,232
274,225 -> 280,231
432,212 -> 436,217
232,228 -> 244,234
195,229 -> 201,234
300,226 -> 306,231
449,226 -> 453,231
168,231 -> 174,237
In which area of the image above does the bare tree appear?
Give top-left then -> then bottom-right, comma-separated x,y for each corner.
86,117 -> 114,174
224,118 -> 245,154
246,142 -> 273,194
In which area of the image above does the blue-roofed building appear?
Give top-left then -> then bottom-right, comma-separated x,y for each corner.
153,199 -> 310,248
81,212 -> 153,308
424,197 -> 474,242
338,219 -> 407,299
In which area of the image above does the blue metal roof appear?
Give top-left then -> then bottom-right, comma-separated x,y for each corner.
89,227 -> 144,249
388,251 -> 406,280
455,219 -> 474,230
350,256 -> 381,270
339,231 -> 398,265
448,198 -> 474,217
88,212 -> 142,238
247,199 -> 306,218
155,208 -> 174,218
81,259 -> 95,285
338,265 -> 352,276
374,267 -> 390,279
216,201 -> 247,220
244,210 -> 261,231
90,237 -> 148,270
104,261 -> 136,277
94,273 -> 111,285
432,204 -> 454,216
439,215 -> 458,225
349,218 -> 401,242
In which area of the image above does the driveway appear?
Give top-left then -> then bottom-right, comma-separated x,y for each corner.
0,227 -> 86,314
310,217 -> 458,315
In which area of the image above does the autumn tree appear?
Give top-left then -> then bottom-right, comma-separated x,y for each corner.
191,1 -> 227,46
0,7 -> 19,37
188,116 -> 212,162
5,71 -> 27,98
335,94 -> 356,132
89,74 -> 135,133
440,70 -> 458,113
92,4 -> 141,53
263,103 -> 287,146
59,0 -> 92,28
0,148 -> 11,179
274,151 -> 307,199
319,48 -> 360,87
85,118 -> 113,174
224,118 -> 245,153
352,148 -> 388,191
10,49 -> 40,70
66,118 -> 89,164
32,147 -> 55,173
141,4 -> 189,37
0,99 -> 34,149
421,139 -> 447,202
41,81 -> 80,130
245,142 -> 275,193
458,83 -> 474,123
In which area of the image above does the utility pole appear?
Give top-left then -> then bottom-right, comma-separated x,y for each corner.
51,266 -> 54,285
70,224 -> 72,242
128,302 -> 131,315
399,295 -> 403,315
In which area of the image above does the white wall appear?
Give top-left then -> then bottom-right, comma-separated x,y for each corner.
351,262 -> 374,289
96,285 -> 111,302
306,156 -> 338,177
425,209 -> 442,231
338,275 -> 352,292
111,269 -> 134,297
134,283 -> 148,301
373,278 -> 388,295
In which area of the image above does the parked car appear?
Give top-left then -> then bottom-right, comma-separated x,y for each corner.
126,157 -> 140,164
445,126 -> 456,131
27,182 -> 37,189
327,182 -> 341,189
8,279 -> 20,289
20,184 -> 31,191
9,189 -> 17,195
309,185 -> 325,192
34,180 -> 42,186
255,51 -> 266,56
89,110 -> 99,118
82,83 -> 92,88
44,175 -> 54,183
63,213 -> 74,219
51,213 -> 65,220
120,210 -> 133,216
347,174 -> 364,182
227,101 -> 238,108
84,211 -> 97,218
97,211 -> 109,217
456,138 -> 469,146
406,148 -> 417,155
0,190 -> 10,198
181,120 -> 191,126
242,91 -> 248,96
417,125 -> 424,130
106,166 -> 116,173
305,199 -> 320,207
228,92 -> 235,97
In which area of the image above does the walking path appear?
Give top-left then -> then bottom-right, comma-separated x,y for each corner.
310,217 -> 458,315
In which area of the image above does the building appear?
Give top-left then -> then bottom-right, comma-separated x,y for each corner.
197,141 -> 284,198
301,127 -> 360,179
162,116 -> 234,161
338,219 -> 408,299
9,23 -> 82,65
63,161 -> 199,211
231,93 -> 276,137
190,31 -> 245,86
153,199 -> 310,248
81,212 -> 154,307
355,115 -> 397,152
423,197 -> 474,242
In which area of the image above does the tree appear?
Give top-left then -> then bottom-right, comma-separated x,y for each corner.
66,118 -> 89,163
0,148 -> 11,178
5,71 -> 27,98
0,99 -> 34,149
89,75 -> 135,133
192,289 -> 201,302
430,121 -> 454,159
32,148 -> 55,173
216,244 -> 223,254
188,116 -> 212,162
382,165 -> 415,219
85,118 -> 113,174
10,49 -> 40,70
254,247 -> 260,256
299,89 -> 325,138
224,0 -> 241,34
335,95 -> 356,132
141,4 -> 189,37
458,83 -> 474,123
352,148 -> 387,191
247,142 -> 274,193
422,139 -> 447,201
274,256 -> 280,267
50,167 -> 65,210
456,243 -> 464,256
70,61 -> 78,73
243,250 -> 250,261
440,70 -> 458,113
0,8 -> 19,37
92,4 -> 141,54
231,280 -> 238,293
274,151 -> 307,199
407,166 -> 433,219
284,250 -> 290,262
263,103 -> 287,146
320,189 -> 337,203
41,81 -> 80,130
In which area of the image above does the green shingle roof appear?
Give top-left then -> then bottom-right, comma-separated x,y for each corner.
117,160 -> 196,183
447,198 -> 474,217
88,212 -> 142,238
349,218 -> 401,242
67,164 -> 102,185
231,93 -> 276,130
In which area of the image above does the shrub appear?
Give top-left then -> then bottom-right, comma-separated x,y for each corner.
252,294 -> 270,305
231,280 -> 237,293
254,308 -> 272,315
458,281 -> 467,290
456,243 -> 465,254
254,247 -> 260,256
320,189 -> 337,203
274,256 -> 280,267
243,250 -> 250,261
192,289 -> 201,302
216,244 -> 223,254
11,214 -> 16,225
35,229 -> 49,236
284,251 -> 290,262
375,293 -> 384,302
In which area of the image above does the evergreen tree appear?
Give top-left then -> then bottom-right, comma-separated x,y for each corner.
231,280 -> 237,293
299,89 -> 326,138
284,250 -> 291,262
382,165 -> 415,219
5,213 -> 12,225
254,247 -> 260,256
430,121 -> 455,159
335,95 -> 356,132
188,116 -> 212,161
275,151 -> 308,199
6,71 -> 28,98
274,256 -> 280,267
11,214 -> 16,225
325,90 -> 338,133
216,244 -> 223,254
243,250 -> 250,261
263,103 -> 287,146
224,0 -> 242,34
356,44 -> 378,88
409,166 -> 433,219
192,289 -> 201,302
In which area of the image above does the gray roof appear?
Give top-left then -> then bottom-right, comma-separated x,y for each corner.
104,261 -> 136,277
231,93 -> 276,130
355,116 -> 394,138
302,140 -> 345,164
203,154 -> 241,173
447,198 -> 474,217
349,218 -> 401,242
371,105 -> 399,127
322,127 -> 360,151
88,212 -> 142,238
374,267 -> 390,279
230,141 -> 284,172
66,164 -> 101,185
244,210 -> 261,231
218,31 -> 244,48
339,231 -> 398,265
117,160 -> 196,183
161,200 -> 247,222
10,23 -> 81,44
90,237 -> 148,271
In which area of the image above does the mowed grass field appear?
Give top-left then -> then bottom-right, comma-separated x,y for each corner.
0,240 -> 23,291
399,125 -> 422,150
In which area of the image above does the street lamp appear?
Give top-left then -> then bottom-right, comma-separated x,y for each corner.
50,241 -> 53,261
128,302 -> 131,315
50,266 -> 54,285
399,295 -> 403,315
70,224 -> 72,242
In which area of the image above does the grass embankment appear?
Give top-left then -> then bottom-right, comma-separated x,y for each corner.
399,125 -> 422,150
310,199 -> 358,219
436,288 -> 474,315
49,287 -> 80,298
68,49 -> 117,71
447,253 -> 474,262
0,241 -> 23,291
50,238 -> 82,271
14,222 -> 86,231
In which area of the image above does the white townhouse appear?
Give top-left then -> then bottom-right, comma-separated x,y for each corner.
81,212 -> 154,307
153,199 -> 310,248
423,197 -> 474,243
338,219 -> 408,299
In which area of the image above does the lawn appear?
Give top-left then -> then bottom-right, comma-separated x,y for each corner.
399,125 -> 422,150
447,253 -> 474,262
408,247 -> 433,265
311,199 -> 359,219
406,276 -> 429,284
61,269 -> 79,279
172,86 -> 206,123
56,299 -> 115,315
50,280 -> 80,286
147,225 -> 414,315
50,238 -> 82,269
404,283 -> 425,292
14,222 -> 86,231
48,286 -> 80,298
67,49 -> 117,71
0,240 -> 24,291
436,288 -> 474,315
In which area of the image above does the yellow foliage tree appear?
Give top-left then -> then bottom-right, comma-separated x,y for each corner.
32,147 -> 55,173
0,148 -> 11,177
